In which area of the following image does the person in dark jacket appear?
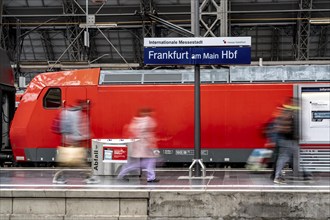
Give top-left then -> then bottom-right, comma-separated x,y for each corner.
263,109 -> 280,180
273,98 -> 311,184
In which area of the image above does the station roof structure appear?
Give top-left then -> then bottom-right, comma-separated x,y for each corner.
1,0 -> 329,77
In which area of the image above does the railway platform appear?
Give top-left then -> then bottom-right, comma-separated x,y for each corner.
0,168 -> 329,220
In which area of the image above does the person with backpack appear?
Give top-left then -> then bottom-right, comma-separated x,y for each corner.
273,98 -> 312,184
52,100 -> 99,184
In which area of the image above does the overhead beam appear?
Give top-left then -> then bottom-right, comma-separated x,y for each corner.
3,8 -> 330,18
147,13 -> 194,37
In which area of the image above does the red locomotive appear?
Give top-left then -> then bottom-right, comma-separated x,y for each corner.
9,68 -> 300,166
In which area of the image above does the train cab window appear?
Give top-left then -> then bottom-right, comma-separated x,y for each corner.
43,88 -> 61,108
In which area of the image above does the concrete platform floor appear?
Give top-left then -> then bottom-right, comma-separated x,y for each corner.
0,168 -> 329,191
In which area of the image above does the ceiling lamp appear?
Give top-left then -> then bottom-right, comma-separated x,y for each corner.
309,18 -> 330,24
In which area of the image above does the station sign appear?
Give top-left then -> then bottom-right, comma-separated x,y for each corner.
144,37 -> 251,65
144,47 -> 251,65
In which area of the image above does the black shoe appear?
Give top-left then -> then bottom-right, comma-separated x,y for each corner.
273,177 -> 286,184
147,178 -> 160,183
303,176 -> 313,181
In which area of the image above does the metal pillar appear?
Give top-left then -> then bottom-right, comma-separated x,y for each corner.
296,0 -> 313,60
132,29 -> 143,66
193,62 -> 202,177
0,0 -> 3,46
140,0 -> 155,38
0,1 -> 11,53
15,19 -> 21,79
317,27 -> 328,58
220,0 -> 228,37
271,28 -> 280,61
189,0 -> 205,178
41,31 -> 55,61
200,0 -> 228,37
63,0 -> 84,61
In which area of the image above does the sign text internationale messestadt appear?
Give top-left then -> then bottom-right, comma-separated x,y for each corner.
144,37 -> 251,65
144,37 -> 251,47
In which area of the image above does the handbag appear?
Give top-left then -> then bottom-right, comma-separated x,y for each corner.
56,146 -> 87,167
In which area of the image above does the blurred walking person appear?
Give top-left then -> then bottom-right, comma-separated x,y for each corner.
118,108 -> 160,183
273,98 -> 311,184
52,100 -> 99,184
265,106 -> 282,179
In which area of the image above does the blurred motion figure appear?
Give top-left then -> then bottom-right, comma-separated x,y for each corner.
264,106 -> 282,179
52,100 -> 99,184
273,98 -> 311,184
118,108 -> 160,182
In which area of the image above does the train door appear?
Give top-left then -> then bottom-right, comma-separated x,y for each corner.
29,87 -> 62,164
28,86 -> 88,163
63,87 -> 87,107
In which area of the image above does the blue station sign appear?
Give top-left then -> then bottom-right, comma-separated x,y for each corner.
144,47 -> 251,65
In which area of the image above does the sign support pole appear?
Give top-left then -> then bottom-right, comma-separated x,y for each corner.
191,0 -> 204,177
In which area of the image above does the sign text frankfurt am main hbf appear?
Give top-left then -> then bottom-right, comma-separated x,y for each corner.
143,37 -> 251,65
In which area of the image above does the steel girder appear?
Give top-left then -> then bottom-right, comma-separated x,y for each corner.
271,28 -> 280,61
62,0 -> 85,62
200,0 -> 228,37
317,26 -> 328,58
41,31 -> 55,61
296,0 -> 313,60
140,0 -> 155,38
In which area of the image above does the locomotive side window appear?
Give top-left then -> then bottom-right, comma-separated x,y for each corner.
43,88 -> 61,108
